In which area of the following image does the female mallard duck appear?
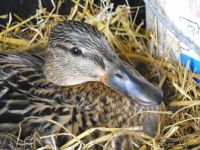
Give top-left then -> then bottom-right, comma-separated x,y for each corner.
0,20 -> 164,149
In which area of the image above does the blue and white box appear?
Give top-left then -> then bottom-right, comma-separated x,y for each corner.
144,0 -> 200,82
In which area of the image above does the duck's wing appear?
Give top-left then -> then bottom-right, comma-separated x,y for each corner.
0,52 -> 44,130
0,52 -> 68,131
0,52 -> 44,98
0,52 -> 89,147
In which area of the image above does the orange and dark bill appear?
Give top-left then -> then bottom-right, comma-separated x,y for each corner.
100,61 -> 163,106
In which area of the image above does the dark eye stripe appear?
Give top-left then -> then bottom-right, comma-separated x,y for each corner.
55,44 -> 67,50
55,44 -> 83,56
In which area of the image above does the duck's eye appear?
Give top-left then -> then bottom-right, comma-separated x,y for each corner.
69,47 -> 82,56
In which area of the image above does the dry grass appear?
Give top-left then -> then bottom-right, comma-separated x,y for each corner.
0,0 -> 200,149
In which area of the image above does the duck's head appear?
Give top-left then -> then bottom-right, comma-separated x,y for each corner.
44,20 -> 163,106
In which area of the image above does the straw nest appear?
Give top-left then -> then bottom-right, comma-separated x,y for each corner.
0,0 -> 200,149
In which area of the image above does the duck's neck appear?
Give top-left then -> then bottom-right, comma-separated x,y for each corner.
59,82 -> 135,126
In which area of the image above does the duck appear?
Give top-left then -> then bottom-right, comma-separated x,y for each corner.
0,20 -> 164,149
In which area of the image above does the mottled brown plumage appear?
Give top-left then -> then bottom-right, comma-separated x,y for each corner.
0,20 -> 164,149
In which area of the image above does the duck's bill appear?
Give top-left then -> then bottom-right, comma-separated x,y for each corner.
100,61 -> 163,106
